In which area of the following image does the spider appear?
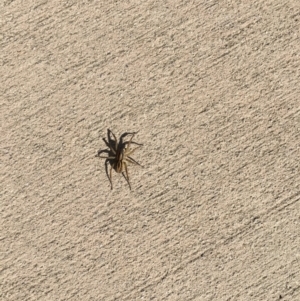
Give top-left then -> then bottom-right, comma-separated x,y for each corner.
96,129 -> 143,190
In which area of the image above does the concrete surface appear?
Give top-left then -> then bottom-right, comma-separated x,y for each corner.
1,0 -> 300,300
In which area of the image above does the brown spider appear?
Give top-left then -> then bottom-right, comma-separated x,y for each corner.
96,129 -> 143,190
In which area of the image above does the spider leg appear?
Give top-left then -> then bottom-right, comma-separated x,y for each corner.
127,132 -> 136,147
97,149 -> 115,159
126,156 -> 143,167
102,138 -> 110,148
120,131 -> 138,148
103,159 -> 112,189
96,149 -> 110,157
123,141 -> 143,147
125,145 -> 142,157
109,164 -> 113,190
104,159 -> 113,190
120,131 -> 138,140
122,161 -> 132,190
103,137 -> 116,155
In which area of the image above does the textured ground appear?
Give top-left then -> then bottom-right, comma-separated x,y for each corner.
1,1 -> 300,300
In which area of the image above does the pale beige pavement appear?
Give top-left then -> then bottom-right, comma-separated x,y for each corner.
1,1 -> 300,300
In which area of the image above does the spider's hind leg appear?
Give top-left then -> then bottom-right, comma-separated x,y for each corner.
126,155 -> 143,167
122,161 -> 132,190
104,159 -> 113,190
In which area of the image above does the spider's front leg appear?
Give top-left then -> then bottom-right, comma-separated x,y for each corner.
120,131 -> 138,146
96,149 -> 110,158
122,132 -> 143,151
103,137 -> 117,155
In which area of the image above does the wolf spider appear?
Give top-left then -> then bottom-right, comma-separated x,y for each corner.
96,129 -> 143,190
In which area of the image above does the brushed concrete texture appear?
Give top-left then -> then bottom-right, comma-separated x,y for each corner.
1,1 -> 300,300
